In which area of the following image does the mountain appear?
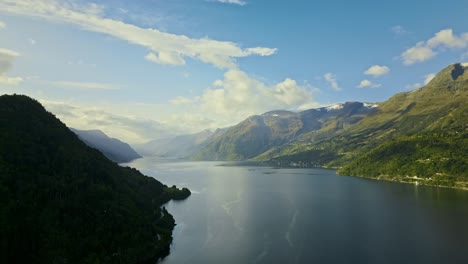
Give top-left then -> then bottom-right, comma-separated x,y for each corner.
71,128 -> 142,163
192,102 -> 377,161
259,63 -> 468,188
191,63 -> 467,188
335,63 -> 468,188
135,128 -> 228,158
0,94 -> 190,263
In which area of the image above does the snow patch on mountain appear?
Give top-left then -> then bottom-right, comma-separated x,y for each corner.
325,103 -> 344,111
363,103 -> 379,108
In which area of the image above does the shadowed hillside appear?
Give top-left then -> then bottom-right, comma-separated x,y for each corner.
0,94 -> 190,263
71,128 -> 142,163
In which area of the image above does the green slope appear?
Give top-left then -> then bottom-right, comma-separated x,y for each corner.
0,95 -> 190,263
338,132 -> 468,189
193,102 -> 375,161
192,111 -> 302,160
263,63 -> 467,169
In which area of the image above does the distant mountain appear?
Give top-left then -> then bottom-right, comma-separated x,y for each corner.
0,95 -> 190,263
192,102 -> 377,161
135,128 -> 228,158
71,128 -> 141,163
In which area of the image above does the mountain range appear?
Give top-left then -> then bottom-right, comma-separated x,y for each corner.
191,102 -> 378,161
134,128 -> 228,158
190,63 -> 468,188
71,128 -> 142,163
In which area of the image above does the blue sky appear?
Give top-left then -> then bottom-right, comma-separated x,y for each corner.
1,0 -> 468,143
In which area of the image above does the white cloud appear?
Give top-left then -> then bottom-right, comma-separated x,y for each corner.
175,69 -> 319,128
364,65 -> 390,77
0,48 -> 23,86
0,76 -> 23,85
145,52 -> 185,65
391,25 -> 409,35
41,100 -> 175,144
0,21 -> 5,29
51,81 -> 120,90
357,79 -> 381,88
424,73 -> 436,85
401,42 -> 437,65
0,48 -> 20,58
211,0 -> 247,6
0,0 -> 275,69
202,69 -> 316,114
324,72 -> 341,91
39,69 -> 320,143
169,96 -> 193,105
405,83 -> 422,90
427,29 -> 468,48
401,29 -> 468,65
405,72 -> 437,90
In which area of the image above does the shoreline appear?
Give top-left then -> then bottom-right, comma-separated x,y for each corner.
338,173 -> 468,191
220,160 -> 468,191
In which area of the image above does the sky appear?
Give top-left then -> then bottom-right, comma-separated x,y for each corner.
1,0 -> 468,143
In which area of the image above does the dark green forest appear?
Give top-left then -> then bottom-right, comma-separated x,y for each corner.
0,95 -> 190,263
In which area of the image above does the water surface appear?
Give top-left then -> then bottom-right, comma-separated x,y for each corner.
125,157 -> 468,264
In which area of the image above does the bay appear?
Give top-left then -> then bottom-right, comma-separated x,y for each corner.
124,157 -> 468,264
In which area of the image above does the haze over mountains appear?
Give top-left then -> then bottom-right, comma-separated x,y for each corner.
182,63 -> 467,188
134,128 -> 227,158
46,62 -> 466,189
71,128 -> 142,163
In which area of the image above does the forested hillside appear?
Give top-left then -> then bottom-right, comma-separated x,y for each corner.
0,95 -> 190,263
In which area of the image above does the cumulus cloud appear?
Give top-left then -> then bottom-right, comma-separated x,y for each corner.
364,65 -> 390,77
169,96 -> 193,105
427,29 -> 468,48
211,0 -> 247,6
0,0 -> 275,69
357,79 -> 381,88
401,29 -> 468,65
201,69 -> 317,118
405,83 -> 421,90
0,48 -> 23,86
39,68 -> 320,143
168,69 -> 320,128
0,21 -> 5,29
324,72 -> 341,91
401,42 -> 437,65
424,73 -> 436,85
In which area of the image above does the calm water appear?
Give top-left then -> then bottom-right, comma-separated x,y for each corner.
125,157 -> 468,264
